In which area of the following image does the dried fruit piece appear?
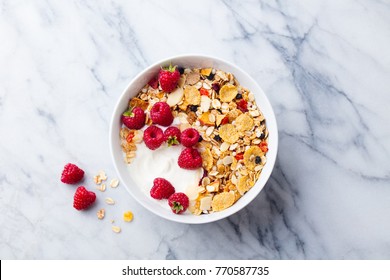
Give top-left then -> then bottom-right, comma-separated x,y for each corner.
123,211 -> 134,222
112,226 -> 121,233
211,191 -> 235,211
200,196 -> 212,211
105,197 -> 115,205
219,124 -> 239,144
259,141 -> 269,153
184,86 -> 201,105
219,84 -> 238,102
243,146 -> 263,170
235,114 -> 254,132
236,175 -> 251,195
200,68 -> 212,76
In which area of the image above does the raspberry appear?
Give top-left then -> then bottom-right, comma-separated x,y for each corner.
73,186 -> 96,210
178,147 -> 202,170
144,125 -> 164,150
168,192 -> 189,214
150,102 -> 173,126
61,163 -> 84,184
181,128 -> 200,147
148,77 -> 158,89
164,126 -> 181,146
150,178 -> 175,200
158,65 -> 180,92
122,107 -> 146,130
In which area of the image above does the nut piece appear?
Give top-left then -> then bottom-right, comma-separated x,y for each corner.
97,209 -> 105,220
167,87 -> 184,107
199,112 -> 215,126
211,191 -> 235,211
105,197 -> 115,205
110,179 -> 119,188
243,146 -> 263,170
112,226 -> 121,233
200,68 -> 212,76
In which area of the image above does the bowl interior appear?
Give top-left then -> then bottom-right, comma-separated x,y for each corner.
110,55 -> 278,224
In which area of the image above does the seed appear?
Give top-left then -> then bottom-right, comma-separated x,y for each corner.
213,135 -> 222,142
236,93 -> 242,99
255,156 -> 261,164
189,105 -> 198,112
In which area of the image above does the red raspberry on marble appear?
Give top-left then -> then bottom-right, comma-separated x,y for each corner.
150,178 -> 175,200
168,192 -> 189,214
121,107 -> 146,130
181,128 -> 200,147
158,65 -> 180,92
144,125 -> 164,150
61,163 -> 84,184
73,186 -> 96,210
150,102 -> 174,126
164,126 -> 181,146
178,147 -> 202,170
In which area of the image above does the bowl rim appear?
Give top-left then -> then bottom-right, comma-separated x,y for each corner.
109,54 -> 278,224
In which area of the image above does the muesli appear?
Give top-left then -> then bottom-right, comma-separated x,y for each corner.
120,66 -> 268,215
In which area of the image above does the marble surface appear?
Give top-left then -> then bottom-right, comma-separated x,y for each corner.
1,0 -> 390,259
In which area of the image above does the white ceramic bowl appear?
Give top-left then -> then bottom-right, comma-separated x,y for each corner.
109,54 -> 278,224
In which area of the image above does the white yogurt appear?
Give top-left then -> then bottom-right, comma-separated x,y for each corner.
127,137 -> 203,210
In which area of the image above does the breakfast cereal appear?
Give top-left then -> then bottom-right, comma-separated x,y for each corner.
120,66 -> 269,215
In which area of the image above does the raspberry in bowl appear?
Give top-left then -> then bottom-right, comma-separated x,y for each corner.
110,55 -> 278,224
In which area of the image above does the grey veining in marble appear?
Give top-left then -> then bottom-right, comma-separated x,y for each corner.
1,0 -> 390,259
